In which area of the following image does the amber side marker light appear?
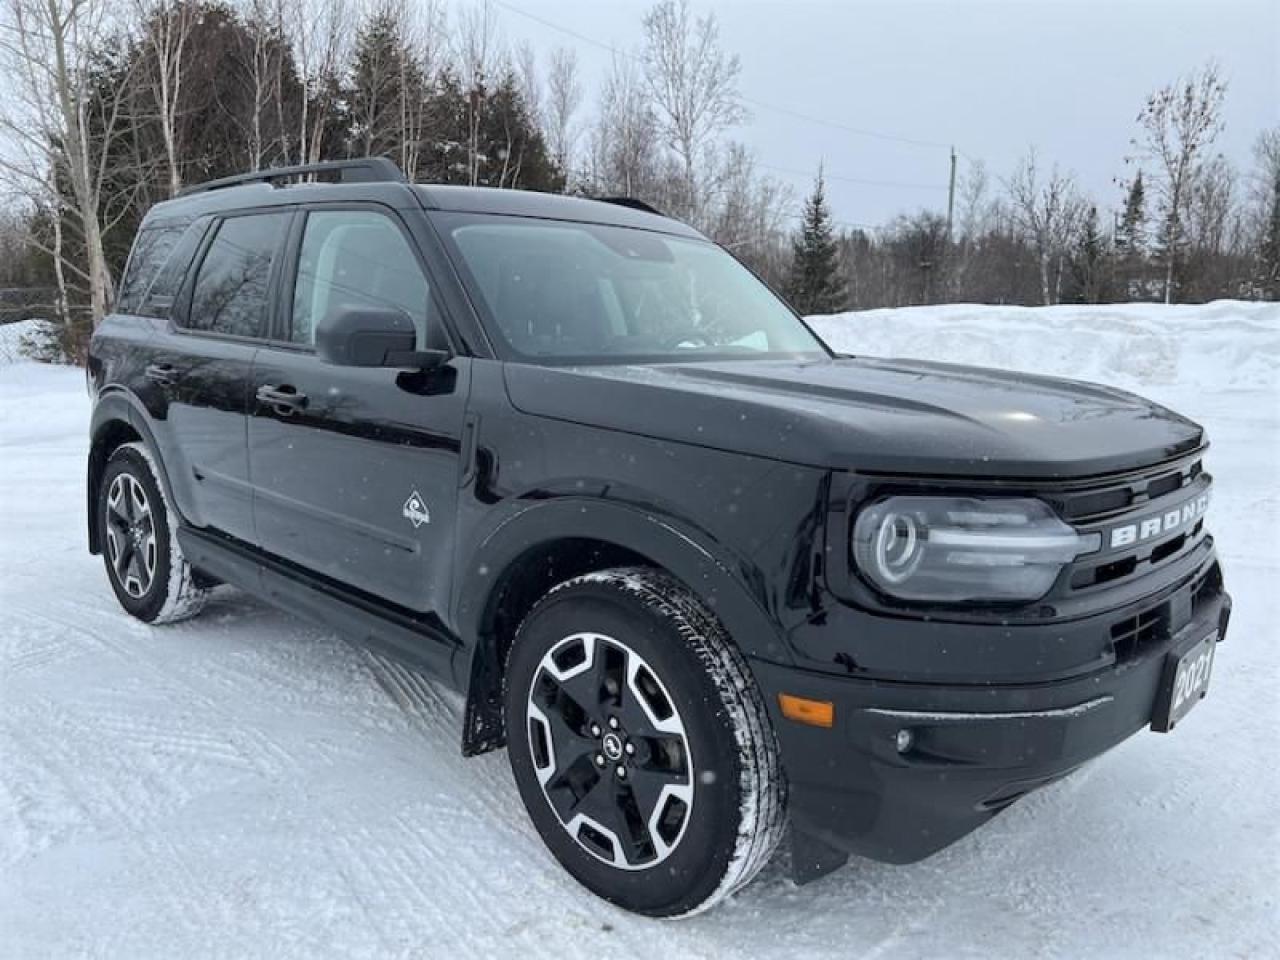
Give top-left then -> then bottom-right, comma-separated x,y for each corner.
778,694 -> 835,728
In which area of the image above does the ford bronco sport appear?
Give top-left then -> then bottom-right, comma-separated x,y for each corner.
87,158 -> 1231,916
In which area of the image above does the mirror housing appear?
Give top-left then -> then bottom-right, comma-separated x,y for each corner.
316,306 -> 448,370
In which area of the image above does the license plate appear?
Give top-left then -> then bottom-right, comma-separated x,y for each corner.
1151,630 -> 1218,732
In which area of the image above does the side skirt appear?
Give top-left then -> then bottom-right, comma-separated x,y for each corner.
178,526 -> 462,688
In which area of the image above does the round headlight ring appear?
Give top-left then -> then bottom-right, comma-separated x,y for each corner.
873,510 -> 924,584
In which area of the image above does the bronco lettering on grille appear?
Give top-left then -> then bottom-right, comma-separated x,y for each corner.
1108,492 -> 1210,549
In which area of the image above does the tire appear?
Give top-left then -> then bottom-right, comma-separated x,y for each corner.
98,441 -> 210,624
504,567 -> 787,917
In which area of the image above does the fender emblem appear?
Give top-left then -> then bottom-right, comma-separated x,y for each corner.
403,491 -> 431,528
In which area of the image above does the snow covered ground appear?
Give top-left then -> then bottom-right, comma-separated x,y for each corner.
1,302 -> 1277,959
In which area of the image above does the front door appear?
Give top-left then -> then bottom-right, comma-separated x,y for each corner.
247,205 -> 469,617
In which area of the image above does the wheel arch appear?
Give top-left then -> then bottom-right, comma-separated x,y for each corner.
87,391 -> 178,555
455,498 -> 793,756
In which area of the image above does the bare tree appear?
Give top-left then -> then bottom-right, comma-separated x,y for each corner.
514,40 -> 540,128
956,159 -> 994,240
454,0 -> 499,185
587,55 -> 662,200
0,0 -> 133,326
1006,148 -> 1085,305
1132,63 -> 1228,303
135,0 -> 193,196
239,0 -> 291,170
641,0 -> 743,220
545,47 -> 581,177
1244,128 -> 1280,251
706,143 -> 791,282
1178,154 -> 1247,299
400,0 -> 445,179
286,0 -> 352,165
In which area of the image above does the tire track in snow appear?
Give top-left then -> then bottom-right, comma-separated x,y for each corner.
7,603 -> 305,781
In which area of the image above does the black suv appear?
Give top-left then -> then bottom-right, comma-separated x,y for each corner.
88,158 -> 1231,917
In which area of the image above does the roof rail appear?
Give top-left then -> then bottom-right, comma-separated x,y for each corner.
178,157 -> 405,198
594,196 -> 665,217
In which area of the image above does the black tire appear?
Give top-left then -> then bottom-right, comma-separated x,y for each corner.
504,567 -> 786,917
98,442 -> 209,624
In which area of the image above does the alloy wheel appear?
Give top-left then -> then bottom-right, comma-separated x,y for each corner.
104,472 -> 157,599
525,632 -> 695,870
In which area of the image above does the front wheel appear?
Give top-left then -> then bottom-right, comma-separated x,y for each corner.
504,567 -> 786,916
98,442 -> 209,624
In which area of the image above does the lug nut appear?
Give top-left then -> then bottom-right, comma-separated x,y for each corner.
590,723 -> 601,737
624,742 -> 636,756
595,754 -> 605,766
616,765 -> 627,779
608,717 -> 620,730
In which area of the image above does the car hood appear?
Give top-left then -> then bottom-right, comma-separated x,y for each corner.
503,356 -> 1205,478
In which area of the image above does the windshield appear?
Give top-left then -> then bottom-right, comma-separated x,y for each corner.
437,213 -> 830,363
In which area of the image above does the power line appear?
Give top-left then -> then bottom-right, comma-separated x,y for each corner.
490,0 -> 956,153
756,160 -> 948,192
784,210 -> 885,233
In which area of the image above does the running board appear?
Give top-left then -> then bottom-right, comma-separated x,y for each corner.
178,527 -> 461,688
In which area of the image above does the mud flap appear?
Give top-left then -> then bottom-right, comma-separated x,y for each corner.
790,828 -> 851,884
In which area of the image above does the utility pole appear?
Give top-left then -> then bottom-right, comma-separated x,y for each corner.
945,146 -> 957,242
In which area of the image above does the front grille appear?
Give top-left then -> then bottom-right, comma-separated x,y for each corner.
1109,561 -> 1221,663
1044,453 -> 1203,525
1055,452 -> 1210,595
1110,606 -> 1168,661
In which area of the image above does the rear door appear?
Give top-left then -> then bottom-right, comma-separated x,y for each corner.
246,204 -> 469,617
135,211 -> 290,543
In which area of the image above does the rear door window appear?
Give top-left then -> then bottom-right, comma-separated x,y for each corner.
186,213 -> 289,339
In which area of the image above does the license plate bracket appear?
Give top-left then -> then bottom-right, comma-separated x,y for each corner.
1151,629 -> 1218,733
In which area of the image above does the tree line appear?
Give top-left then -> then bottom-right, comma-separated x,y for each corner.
0,0 -> 1275,362
790,65 -> 1279,315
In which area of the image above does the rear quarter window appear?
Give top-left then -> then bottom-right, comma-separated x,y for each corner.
116,224 -> 185,315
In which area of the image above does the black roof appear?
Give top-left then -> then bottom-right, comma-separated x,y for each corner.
143,163 -> 701,239
415,185 -> 700,238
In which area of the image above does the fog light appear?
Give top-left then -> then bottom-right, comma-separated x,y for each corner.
895,728 -> 914,753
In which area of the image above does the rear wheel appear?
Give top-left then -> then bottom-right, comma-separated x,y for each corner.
98,442 -> 209,624
504,567 -> 786,916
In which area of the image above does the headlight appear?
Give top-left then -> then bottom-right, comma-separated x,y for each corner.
852,496 -> 1100,603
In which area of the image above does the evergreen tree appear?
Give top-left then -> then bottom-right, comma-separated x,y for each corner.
346,11 -> 421,161
1260,169 -> 1280,299
785,168 -> 847,314
1071,204 -> 1110,303
1116,172 -> 1146,254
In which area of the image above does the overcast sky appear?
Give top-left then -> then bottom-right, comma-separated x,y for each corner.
496,0 -> 1279,228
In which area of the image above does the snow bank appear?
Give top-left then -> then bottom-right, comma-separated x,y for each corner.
0,318 -> 39,365
809,300 -> 1280,393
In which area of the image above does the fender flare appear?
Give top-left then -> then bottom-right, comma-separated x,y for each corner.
87,389 -> 190,553
453,497 -> 796,754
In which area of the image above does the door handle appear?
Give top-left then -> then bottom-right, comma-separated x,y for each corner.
144,362 -> 176,385
256,383 -> 308,416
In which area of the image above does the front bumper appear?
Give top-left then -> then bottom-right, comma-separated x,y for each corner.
751,555 -> 1231,881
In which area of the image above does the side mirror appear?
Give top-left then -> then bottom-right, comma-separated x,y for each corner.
315,306 -> 448,370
